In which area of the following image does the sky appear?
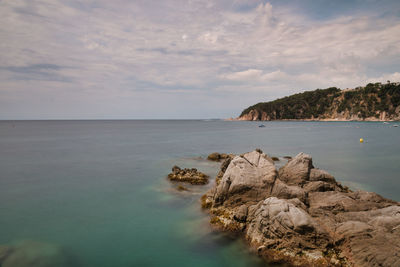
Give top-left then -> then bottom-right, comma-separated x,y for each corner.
1,0 -> 400,119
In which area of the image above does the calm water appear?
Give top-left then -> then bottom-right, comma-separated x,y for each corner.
0,120 -> 399,267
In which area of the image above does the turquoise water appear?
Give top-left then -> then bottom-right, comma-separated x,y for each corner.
0,120 -> 399,266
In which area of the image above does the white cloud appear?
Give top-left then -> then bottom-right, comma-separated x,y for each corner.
222,69 -> 263,81
366,72 -> 400,84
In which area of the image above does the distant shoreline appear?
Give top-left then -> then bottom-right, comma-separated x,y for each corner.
225,118 -> 399,122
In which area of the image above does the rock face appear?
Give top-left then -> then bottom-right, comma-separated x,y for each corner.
168,165 -> 209,185
278,152 -> 313,186
213,151 -> 277,207
202,150 -> 400,266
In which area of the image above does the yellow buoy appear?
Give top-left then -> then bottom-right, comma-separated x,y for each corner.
360,138 -> 364,143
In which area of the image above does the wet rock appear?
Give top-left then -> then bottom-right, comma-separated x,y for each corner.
0,245 -> 12,263
176,185 -> 189,191
233,205 -> 248,222
167,166 -> 209,185
207,152 -> 231,162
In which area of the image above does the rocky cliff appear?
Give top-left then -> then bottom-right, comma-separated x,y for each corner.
202,150 -> 400,266
238,82 -> 400,121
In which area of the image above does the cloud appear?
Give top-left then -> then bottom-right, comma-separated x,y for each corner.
0,0 -> 399,119
222,69 -> 288,83
0,64 -> 73,82
366,72 -> 400,84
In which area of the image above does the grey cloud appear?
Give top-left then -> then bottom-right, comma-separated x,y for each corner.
136,47 -> 228,57
0,64 -> 73,82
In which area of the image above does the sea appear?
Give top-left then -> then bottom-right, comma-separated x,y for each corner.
0,120 -> 399,267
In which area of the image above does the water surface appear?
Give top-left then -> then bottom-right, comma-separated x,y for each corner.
0,120 -> 399,266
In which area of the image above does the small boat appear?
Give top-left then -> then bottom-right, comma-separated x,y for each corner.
383,122 -> 389,124
393,124 -> 399,127
259,124 -> 266,128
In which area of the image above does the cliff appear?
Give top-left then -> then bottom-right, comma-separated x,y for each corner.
238,82 -> 400,121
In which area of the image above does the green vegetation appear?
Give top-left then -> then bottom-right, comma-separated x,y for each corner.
240,82 -> 400,120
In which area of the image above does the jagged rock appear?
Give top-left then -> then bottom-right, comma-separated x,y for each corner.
271,179 -> 306,203
303,181 -> 337,193
213,150 -> 277,207
278,152 -> 313,185
167,166 -> 209,185
309,168 -> 336,183
202,149 -> 400,267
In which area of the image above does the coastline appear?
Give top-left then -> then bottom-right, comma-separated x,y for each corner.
225,117 -> 399,122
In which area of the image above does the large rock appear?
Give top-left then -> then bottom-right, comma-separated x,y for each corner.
213,150 -> 277,207
278,152 -> 313,185
202,149 -> 400,266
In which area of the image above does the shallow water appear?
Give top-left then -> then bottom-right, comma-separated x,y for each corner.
0,120 -> 399,266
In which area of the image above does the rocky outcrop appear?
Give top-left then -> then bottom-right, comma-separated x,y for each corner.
202,149 -> 400,266
238,82 -> 400,121
168,166 -> 209,185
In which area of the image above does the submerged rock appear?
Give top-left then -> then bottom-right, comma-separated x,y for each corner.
207,152 -> 232,162
202,149 -> 400,266
168,165 -> 209,185
0,241 -> 76,267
